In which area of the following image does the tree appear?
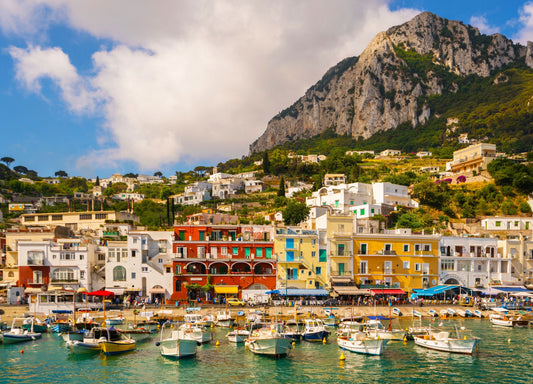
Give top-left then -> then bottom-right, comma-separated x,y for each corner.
13,165 -> 28,174
1,157 -> 14,167
278,176 -> 286,197
282,200 -> 310,226
154,171 -> 163,178
95,176 -> 100,186
262,152 -> 271,174
123,173 -> 138,178
55,170 -> 68,178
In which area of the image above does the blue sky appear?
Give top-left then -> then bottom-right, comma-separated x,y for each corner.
0,1 -> 532,179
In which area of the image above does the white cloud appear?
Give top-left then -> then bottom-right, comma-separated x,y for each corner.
2,1 -> 420,172
469,15 -> 500,35
515,2 -> 533,43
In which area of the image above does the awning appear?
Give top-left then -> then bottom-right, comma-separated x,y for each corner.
125,288 -> 141,292
149,287 -> 166,294
105,287 -> 125,295
411,285 -> 459,298
278,289 -> 329,297
24,287 -> 43,294
370,288 -> 406,295
214,285 -> 240,294
330,276 -> 353,284
47,285 -> 64,291
492,286 -> 532,293
333,286 -> 371,296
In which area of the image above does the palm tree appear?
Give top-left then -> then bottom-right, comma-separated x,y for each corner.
1,157 -> 14,168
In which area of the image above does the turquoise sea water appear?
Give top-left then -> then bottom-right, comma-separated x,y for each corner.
1,319 -> 532,384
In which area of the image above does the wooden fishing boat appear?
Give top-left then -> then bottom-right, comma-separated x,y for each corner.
157,322 -> 197,359
245,323 -> 292,357
337,330 -> 389,355
226,327 -> 250,343
414,326 -> 480,355
489,313 -> 529,327
302,318 -> 329,342
100,337 -> 136,355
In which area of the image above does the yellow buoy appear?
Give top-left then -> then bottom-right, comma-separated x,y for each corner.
216,340 -> 220,347
464,335 -> 467,340
292,341 -> 295,348
322,337 -> 327,344
339,351 -> 346,361
403,336 -> 408,343
508,338 -> 511,344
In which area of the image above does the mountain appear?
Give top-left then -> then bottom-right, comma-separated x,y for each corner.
249,12 -> 533,154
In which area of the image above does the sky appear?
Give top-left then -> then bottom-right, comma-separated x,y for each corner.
0,1 -> 532,179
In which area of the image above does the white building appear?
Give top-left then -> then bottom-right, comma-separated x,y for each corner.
481,217 -> 533,231
439,236 -> 516,288
112,192 -> 145,202
306,183 -> 373,214
372,182 -> 418,208
244,180 -> 264,194
379,149 -> 401,157
212,179 -> 244,199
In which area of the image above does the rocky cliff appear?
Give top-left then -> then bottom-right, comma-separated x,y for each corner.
249,12 -> 532,153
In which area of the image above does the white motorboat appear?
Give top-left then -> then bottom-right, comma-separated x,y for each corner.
446,308 -> 456,317
456,309 -> 467,318
465,309 -> 474,317
245,323 -> 292,357
66,327 -> 123,354
2,318 -> 42,344
178,322 -> 212,344
226,327 -> 250,343
337,330 -> 389,355
413,310 -> 423,319
302,318 -> 329,342
489,313 -> 529,327
216,311 -> 235,328
157,322 -> 198,359
474,310 -> 484,318
336,320 -> 363,337
392,307 -> 402,316
363,319 -> 404,341
414,327 -> 480,355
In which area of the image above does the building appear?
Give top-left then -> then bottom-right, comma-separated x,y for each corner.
481,216 -> 533,232
112,192 -> 145,202
274,228 -> 327,292
372,182 -> 419,208
439,236 -> 515,288
244,180 -> 265,194
211,179 -> 244,199
416,151 -> 432,157
171,225 -> 276,303
379,149 -> 401,157
173,181 -> 212,206
447,143 -> 497,174
20,210 -> 139,232
306,183 -> 373,214
187,213 -> 239,225
324,174 -> 346,186
352,229 -> 440,291
497,237 -> 533,285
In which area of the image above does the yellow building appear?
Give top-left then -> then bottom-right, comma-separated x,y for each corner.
353,230 -> 440,292
323,214 -> 354,285
274,228 -> 327,290
448,143 -> 496,174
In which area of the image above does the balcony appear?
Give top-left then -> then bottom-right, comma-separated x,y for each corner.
330,270 -> 352,277
27,259 -> 44,266
330,253 -> 352,258
51,278 -> 79,284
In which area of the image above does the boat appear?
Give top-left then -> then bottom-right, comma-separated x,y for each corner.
22,317 -> 48,333
465,309 -> 474,317
282,319 -> 303,341
118,328 -> 154,342
61,329 -> 88,342
337,330 -> 389,355
226,327 -> 250,343
302,318 -> 329,342
413,310 -> 423,319
105,316 -> 125,326
66,327 -> 122,354
489,313 -> 529,327
456,309 -> 467,318
336,320 -> 364,337
157,322 -> 198,359
363,319 -> 404,341
2,318 -> 42,344
392,307 -> 402,316
446,308 -> 456,317
216,310 -> 235,328
245,323 -> 293,357
428,310 -> 438,317
100,335 -> 136,356
474,310 -> 484,318
50,322 -> 71,333
322,309 -> 339,327
414,326 -> 480,355
177,322 -> 212,344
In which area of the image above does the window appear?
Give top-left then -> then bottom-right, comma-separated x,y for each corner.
98,254 -> 105,261
384,244 -> 392,252
319,249 -> 327,262
403,261 -> 410,269
132,250 -> 136,257
178,231 -> 185,241
95,213 -> 108,220
423,244 -> 431,252
79,254 -> 84,260
133,237 -> 138,244
80,271 -> 85,279
33,270 -> 42,284
311,251 -> 316,258
113,266 -> 126,281
360,208 -> 365,216
315,267 -> 322,275
60,253 -> 74,260
360,261 -> 368,274
245,248 -> 251,258
27,251 -> 44,265
53,268 -> 75,282
256,248 -> 263,257
495,221 -> 501,227
221,247 -> 227,256
441,260 -> 454,271
52,214 -> 63,221
311,239 -> 316,245
158,258 -> 163,263
414,244 -> 421,252
338,224 -> 344,232
403,244 -> 409,253
265,248 -> 272,259
79,213 -> 92,220
175,280 -> 182,292
360,244 -> 367,255
286,251 -> 295,262
142,267 -> 148,272
414,263 -> 421,272
232,247 -> 239,255
286,238 -> 294,249
166,267 -> 171,273
131,272 -> 136,279
175,265 -> 181,274
337,244 -> 345,256
300,238 -> 303,244
199,231 -> 205,241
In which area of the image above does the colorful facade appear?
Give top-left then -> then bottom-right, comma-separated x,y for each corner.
274,228 -> 327,290
352,230 -> 440,291
171,225 -> 276,302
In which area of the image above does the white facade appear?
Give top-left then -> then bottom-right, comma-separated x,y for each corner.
244,180 -> 264,194
439,236 -> 516,288
174,181 -> 212,206
372,182 -> 419,208
112,192 -> 145,202
379,149 -> 401,157
212,179 -> 244,199
306,183 -> 373,214
481,217 -> 533,231
350,204 -> 382,218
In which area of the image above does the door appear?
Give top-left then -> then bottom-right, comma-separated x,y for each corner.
360,243 -> 367,255
338,263 -> 345,276
286,251 -> 295,262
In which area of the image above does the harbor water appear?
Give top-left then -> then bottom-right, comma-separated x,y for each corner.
1,319 -> 532,384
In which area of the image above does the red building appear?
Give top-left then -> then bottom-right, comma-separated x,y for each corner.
171,224 -> 276,302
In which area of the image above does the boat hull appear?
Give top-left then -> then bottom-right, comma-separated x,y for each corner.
227,330 -> 250,343
50,323 -> 71,333
246,337 -> 292,357
2,332 -> 42,344
22,323 -> 48,333
414,336 -> 479,355
62,331 -> 86,343
101,339 -> 136,355
159,339 -> 197,359
66,340 -> 102,354
337,336 -> 388,356
302,330 -> 328,342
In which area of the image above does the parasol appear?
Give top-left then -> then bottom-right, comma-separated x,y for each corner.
85,290 -> 115,323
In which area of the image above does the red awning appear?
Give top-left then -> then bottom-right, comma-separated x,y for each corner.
370,288 -> 406,295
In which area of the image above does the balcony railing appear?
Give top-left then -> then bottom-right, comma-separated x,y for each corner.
51,278 -> 79,283
27,259 -> 44,266
330,270 -> 352,277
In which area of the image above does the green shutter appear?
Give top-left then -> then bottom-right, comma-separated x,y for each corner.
319,249 -> 327,262
256,247 -> 263,257
178,231 -> 185,241
245,247 -> 251,258
265,248 -> 272,259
